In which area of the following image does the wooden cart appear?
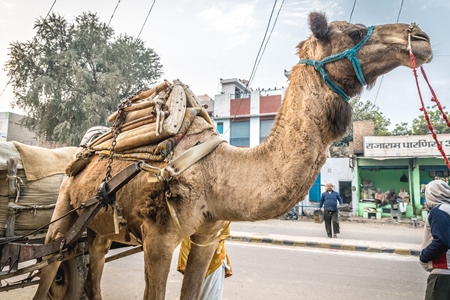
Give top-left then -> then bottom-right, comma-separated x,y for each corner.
0,142 -> 143,299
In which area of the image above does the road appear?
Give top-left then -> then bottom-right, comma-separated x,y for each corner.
2,241 -> 427,300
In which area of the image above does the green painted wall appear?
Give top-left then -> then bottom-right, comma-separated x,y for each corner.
359,168 -> 409,195
355,157 -> 448,218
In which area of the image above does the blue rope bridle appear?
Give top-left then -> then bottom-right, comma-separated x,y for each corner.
297,26 -> 374,101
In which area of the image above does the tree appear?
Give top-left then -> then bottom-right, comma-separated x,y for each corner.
5,12 -> 163,145
333,97 -> 391,147
411,105 -> 450,135
391,122 -> 413,136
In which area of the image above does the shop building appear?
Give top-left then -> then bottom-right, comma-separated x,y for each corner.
355,134 -> 450,220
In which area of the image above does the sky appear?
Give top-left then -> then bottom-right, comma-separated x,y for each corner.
0,0 -> 449,130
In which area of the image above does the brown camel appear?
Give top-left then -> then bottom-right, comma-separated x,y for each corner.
33,12 -> 432,300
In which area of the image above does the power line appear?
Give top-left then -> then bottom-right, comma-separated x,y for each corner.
373,75 -> 384,106
108,0 -> 121,27
348,0 -> 357,22
137,0 -> 156,39
373,0 -> 404,105
251,0 -> 284,86
0,0 -> 58,99
396,0 -> 404,23
247,0 -> 279,87
43,0 -> 58,20
221,0 -> 282,138
0,79 -> 12,98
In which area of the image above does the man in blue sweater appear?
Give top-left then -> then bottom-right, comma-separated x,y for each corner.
420,179 -> 450,300
318,183 -> 343,238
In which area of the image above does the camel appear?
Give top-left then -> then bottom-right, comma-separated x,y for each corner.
33,12 -> 432,300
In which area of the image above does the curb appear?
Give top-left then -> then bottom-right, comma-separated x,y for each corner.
227,232 -> 421,257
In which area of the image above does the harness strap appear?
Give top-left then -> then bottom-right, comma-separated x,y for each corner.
298,26 -> 374,101
165,136 -> 224,177
141,136 -> 225,182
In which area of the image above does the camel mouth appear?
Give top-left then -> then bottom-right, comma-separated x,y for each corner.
410,41 -> 433,63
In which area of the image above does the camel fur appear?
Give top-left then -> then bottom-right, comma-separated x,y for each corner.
33,12 -> 433,300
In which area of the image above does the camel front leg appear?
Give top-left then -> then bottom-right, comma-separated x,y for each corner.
141,221 -> 180,300
180,242 -> 217,300
84,228 -> 112,300
33,187 -> 78,300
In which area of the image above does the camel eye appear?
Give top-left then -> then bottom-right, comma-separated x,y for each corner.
349,30 -> 364,42
349,29 -> 367,43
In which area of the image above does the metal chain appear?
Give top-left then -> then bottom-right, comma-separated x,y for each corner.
103,90 -> 143,182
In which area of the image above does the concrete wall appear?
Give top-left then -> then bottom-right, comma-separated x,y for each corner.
353,120 -> 374,154
0,112 -> 38,146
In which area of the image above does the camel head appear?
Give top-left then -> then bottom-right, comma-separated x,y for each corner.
296,12 -> 433,100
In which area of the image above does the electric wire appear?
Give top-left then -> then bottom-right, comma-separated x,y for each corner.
43,0 -> 58,21
252,0 -> 284,87
108,0 -> 121,27
348,0 -> 357,22
396,0 -> 404,23
247,0 -> 279,87
373,0 -> 404,106
137,0 -> 156,39
0,79 -> 12,98
221,0 -> 282,138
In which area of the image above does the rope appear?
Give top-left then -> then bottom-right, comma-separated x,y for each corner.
0,204 -> 84,245
419,67 -> 450,127
408,37 -> 450,169
297,26 -> 374,101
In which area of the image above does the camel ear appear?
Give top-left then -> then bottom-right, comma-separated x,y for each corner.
309,12 -> 329,41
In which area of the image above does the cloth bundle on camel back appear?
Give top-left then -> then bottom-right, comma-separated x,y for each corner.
67,79 -> 214,176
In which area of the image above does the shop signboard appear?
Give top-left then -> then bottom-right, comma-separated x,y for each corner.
364,134 -> 450,157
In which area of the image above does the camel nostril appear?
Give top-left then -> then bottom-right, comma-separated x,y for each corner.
411,32 -> 430,43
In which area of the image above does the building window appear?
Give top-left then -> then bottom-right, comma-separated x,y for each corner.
235,87 -> 242,99
217,122 -> 224,134
260,119 -> 274,143
230,121 -> 250,147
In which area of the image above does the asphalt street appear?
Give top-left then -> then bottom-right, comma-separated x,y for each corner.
1,217 -> 427,300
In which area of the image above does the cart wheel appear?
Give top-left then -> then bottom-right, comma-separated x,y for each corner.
47,255 -> 88,300
284,213 -> 291,220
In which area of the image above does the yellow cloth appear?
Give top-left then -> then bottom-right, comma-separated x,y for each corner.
177,223 -> 232,278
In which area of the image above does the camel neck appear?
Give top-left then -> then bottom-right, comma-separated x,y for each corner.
209,68 -> 347,221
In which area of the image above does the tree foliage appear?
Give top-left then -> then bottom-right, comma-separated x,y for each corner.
5,12 -> 163,145
390,105 -> 450,136
411,105 -> 450,135
333,97 -> 391,147
391,122 -> 413,136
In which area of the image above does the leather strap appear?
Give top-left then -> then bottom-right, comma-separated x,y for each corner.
142,136 -> 224,181
165,136 -> 224,177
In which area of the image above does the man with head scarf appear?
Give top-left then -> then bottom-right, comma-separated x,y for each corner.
420,180 -> 450,300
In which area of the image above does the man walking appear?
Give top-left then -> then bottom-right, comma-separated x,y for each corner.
318,183 -> 343,238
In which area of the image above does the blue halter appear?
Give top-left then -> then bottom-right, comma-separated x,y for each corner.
297,26 -> 374,101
